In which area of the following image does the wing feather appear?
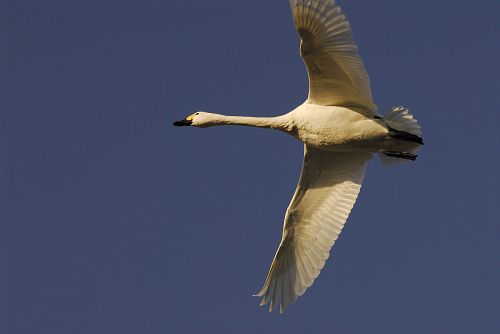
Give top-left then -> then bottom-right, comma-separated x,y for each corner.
256,146 -> 371,313
289,0 -> 376,114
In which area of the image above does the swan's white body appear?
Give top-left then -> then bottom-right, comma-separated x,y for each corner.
174,0 -> 423,313
191,104 -> 420,156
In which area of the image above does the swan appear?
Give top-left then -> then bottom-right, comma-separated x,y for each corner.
173,0 -> 423,313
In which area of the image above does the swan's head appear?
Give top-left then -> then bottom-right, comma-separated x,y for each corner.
173,112 -> 214,128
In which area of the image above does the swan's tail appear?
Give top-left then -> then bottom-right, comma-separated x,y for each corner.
384,106 -> 422,142
379,106 -> 423,165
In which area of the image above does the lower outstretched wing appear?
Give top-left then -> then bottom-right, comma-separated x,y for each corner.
256,146 -> 371,313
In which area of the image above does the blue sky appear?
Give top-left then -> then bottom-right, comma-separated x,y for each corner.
1,0 -> 498,333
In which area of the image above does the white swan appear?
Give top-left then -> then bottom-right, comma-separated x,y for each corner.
174,0 -> 423,313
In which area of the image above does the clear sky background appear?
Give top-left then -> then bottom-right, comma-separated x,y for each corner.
1,0 -> 498,333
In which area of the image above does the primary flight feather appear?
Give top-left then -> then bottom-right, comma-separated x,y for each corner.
173,0 -> 423,313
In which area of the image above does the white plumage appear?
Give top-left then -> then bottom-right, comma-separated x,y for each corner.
255,148 -> 371,313
174,0 -> 423,313
290,0 -> 376,112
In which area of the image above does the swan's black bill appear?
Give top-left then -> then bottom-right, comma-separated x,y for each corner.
173,119 -> 192,127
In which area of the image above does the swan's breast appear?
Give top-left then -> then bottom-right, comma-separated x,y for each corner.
287,104 -> 388,151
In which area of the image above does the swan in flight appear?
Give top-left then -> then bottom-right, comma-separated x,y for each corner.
173,0 -> 423,313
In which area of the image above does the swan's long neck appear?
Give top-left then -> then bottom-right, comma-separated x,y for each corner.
206,113 -> 292,132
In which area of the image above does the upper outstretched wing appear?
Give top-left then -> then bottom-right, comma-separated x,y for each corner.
289,0 -> 377,114
256,146 -> 371,313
